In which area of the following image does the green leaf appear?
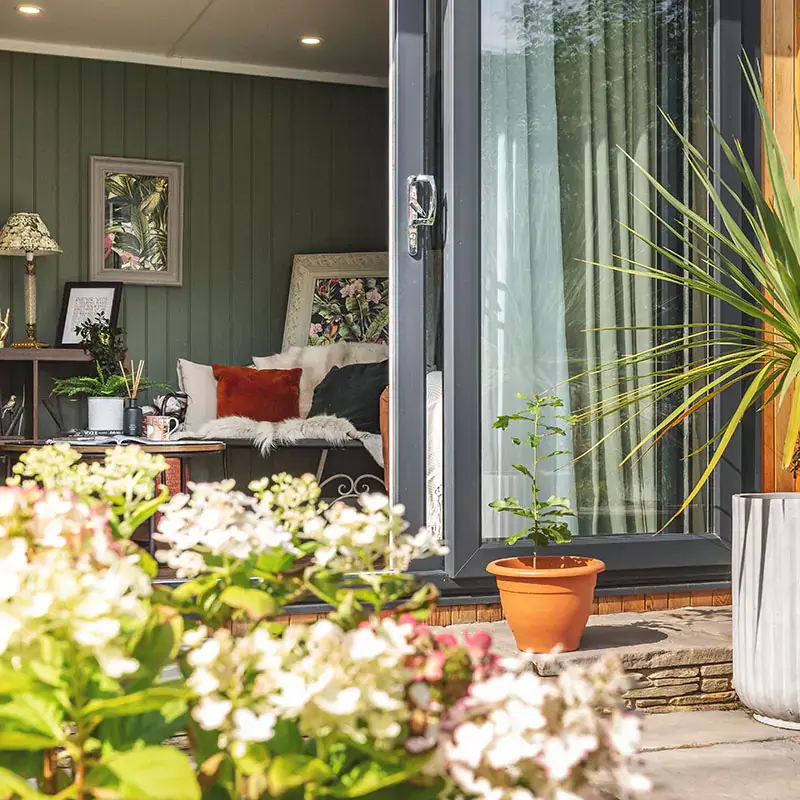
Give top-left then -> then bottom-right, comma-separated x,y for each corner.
0,767 -> 48,799
97,699 -> 187,753
83,686 -> 188,721
219,586 -> 277,620
0,732 -> 60,751
87,745 -> 200,800
267,754 -> 332,796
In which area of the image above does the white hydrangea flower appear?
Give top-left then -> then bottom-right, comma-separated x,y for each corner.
182,616 -> 419,752
429,655 -> 649,800
154,480 -> 298,571
301,495 -> 447,574
0,485 -> 152,678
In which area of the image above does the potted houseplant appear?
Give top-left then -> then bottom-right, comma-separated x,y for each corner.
571,58 -> 800,727
52,314 -> 162,432
487,393 -> 605,653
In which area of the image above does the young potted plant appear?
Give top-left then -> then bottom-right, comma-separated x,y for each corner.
571,58 -> 800,727
52,314 -> 161,432
487,393 -> 605,653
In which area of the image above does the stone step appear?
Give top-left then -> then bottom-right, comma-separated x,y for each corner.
444,605 -> 737,713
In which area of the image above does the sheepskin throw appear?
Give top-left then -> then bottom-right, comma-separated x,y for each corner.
175,415 -> 359,457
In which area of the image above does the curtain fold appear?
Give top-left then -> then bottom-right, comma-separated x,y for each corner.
481,0 -> 658,539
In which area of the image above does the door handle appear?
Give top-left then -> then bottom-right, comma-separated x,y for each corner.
407,174 -> 437,256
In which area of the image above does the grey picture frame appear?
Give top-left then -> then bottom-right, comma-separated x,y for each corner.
88,156 -> 184,286
282,251 -> 389,349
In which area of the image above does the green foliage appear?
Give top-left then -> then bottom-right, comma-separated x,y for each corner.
51,362 -> 168,398
489,393 -> 575,549
74,313 -> 127,381
570,56 -> 800,527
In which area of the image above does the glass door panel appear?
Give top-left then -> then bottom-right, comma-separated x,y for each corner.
479,0 -> 709,543
441,0 -> 754,581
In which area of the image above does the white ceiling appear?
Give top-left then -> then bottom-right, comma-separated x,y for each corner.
0,0 -> 389,86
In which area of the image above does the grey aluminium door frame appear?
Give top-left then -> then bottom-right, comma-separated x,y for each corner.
390,0 -> 428,533
440,0 -> 760,583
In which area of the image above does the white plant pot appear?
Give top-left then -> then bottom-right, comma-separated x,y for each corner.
87,397 -> 124,432
732,493 -> 800,729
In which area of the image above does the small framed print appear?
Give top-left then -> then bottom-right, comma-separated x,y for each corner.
89,156 -> 184,286
56,282 -> 123,347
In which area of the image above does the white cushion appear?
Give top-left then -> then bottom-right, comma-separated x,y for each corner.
176,358 -> 218,431
253,342 -> 388,418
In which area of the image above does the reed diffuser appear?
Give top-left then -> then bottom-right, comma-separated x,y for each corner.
120,359 -> 145,437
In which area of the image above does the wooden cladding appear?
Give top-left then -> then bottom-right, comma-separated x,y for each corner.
0,52 -> 388,399
762,0 -> 800,491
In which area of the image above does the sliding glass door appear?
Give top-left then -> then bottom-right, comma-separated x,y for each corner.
391,0 -> 759,587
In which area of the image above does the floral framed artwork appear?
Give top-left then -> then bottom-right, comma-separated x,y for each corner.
282,252 -> 389,349
88,156 -> 184,286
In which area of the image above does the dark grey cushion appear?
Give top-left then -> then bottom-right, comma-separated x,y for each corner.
309,360 -> 389,433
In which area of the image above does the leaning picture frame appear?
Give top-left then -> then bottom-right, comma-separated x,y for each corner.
88,156 -> 184,286
55,282 -> 123,348
282,252 -> 389,349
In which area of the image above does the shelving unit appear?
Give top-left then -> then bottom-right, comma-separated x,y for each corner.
0,349 -> 92,439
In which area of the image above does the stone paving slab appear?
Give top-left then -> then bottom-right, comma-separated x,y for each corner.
443,606 -> 732,673
641,709 -> 797,751
638,710 -> 800,798
642,738 -> 800,799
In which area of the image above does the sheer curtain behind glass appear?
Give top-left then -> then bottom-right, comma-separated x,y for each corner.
481,0 -> 664,539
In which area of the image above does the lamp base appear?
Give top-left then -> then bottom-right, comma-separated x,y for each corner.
10,322 -> 48,349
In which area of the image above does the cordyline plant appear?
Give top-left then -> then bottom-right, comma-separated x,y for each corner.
570,56 -> 800,526
0,444 -> 648,800
490,394 -> 575,560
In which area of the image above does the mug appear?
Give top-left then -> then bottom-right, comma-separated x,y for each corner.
144,415 -> 179,441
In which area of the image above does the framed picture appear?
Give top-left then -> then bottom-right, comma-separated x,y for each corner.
56,282 -> 122,347
282,252 -> 389,349
89,156 -> 184,286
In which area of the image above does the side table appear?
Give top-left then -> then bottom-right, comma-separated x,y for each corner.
0,440 -> 228,552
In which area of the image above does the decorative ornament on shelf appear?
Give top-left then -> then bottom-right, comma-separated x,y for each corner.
0,308 -> 9,347
0,212 -> 62,348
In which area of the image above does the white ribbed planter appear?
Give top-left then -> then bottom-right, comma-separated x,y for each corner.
732,493 -> 800,729
87,397 -> 124,432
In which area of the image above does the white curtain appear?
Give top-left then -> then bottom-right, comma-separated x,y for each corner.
481,0 -> 576,542
480,0 -> 658,539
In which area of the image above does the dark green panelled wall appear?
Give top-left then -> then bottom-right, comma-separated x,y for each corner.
0,51 -> 388,385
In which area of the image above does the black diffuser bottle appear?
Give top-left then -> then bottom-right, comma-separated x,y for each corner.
123,397 -> 143,437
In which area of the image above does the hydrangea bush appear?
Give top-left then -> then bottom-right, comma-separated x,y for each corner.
0,445 -> 649,800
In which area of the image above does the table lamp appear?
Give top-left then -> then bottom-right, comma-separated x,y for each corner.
0,212 -> 62,348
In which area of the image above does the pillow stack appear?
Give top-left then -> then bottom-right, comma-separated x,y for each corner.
177,342 -> 389,433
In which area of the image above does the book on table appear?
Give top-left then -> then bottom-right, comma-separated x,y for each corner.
47,431 -> 176,446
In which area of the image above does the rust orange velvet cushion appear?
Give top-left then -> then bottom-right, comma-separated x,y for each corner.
212,364 -> 302,422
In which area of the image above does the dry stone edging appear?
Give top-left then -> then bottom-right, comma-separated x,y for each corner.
441,605 -> 739,714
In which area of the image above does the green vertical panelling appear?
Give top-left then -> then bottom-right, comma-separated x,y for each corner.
209,73 -> 233,367
55,58 -> 81,326
0,52 -> 388,384
166,69 -> 191,374
0,53 -> 13,318
188,72 -> 211,366
269,79 -> 294,350
250,79 -> 272,359
231,75 -> 253,362
34,56 -> 60,342
11,54 -> 35,340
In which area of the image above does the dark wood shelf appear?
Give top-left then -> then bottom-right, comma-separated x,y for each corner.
0,348 -> 91,362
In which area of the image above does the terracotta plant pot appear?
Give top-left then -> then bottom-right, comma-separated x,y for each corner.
487,555 -> 606,653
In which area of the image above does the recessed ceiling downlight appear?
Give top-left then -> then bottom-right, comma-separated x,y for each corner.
17,4 -> 42,14
299,36 -> 323,46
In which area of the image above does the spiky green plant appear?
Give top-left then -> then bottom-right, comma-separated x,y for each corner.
571,56 -> 799,527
